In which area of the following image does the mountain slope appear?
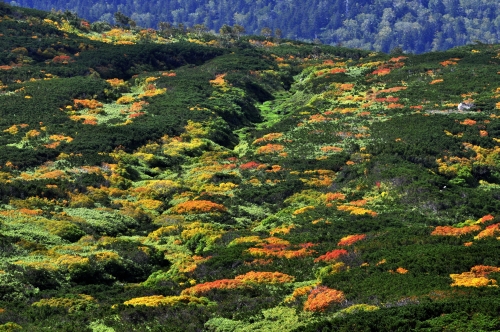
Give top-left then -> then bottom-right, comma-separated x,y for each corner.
1,4 -> 500,331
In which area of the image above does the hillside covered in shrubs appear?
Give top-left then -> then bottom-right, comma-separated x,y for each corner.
1,3 -> 500,331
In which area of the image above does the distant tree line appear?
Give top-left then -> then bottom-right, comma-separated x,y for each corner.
8,0 -> 500,53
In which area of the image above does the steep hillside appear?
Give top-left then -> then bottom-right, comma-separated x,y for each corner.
1,4 -> 500,331
9,0 -> 500,53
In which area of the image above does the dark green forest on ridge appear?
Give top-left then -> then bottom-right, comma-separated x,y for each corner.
8,0 -> 500,54
1,2 -> 500,331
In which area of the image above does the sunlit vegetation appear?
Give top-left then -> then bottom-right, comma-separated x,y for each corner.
1,3 -> 500,331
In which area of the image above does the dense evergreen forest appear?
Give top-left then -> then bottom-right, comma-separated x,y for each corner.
1,2 -> 500,331
8,0 -> 500,54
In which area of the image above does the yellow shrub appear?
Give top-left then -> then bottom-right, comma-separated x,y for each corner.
116,95 -> 135,104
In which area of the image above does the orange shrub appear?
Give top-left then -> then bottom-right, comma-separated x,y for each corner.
18,208 -> 43,216
308,114 -> 329,123
339,83 -> 354,91
330,68 -> 347,74
460,119 -> 477,126
325,192 -> 345,202
430,79 -> 444,85
39,170 -> 66,179
82,117 -> 98,125
470,265 -> 500,277
129,101 -> 149,112
314,249 -> 348,263
349,199 -> 367,206
106,78 -> 126,87
253,132 -> 283,145
371,68 -> 391,76
181,279 -> 246,296
389,56 -> 407,62
44,142 -> 61,149
387,103 -> 404,109
303,286 -> 345,312
129,112 -> 145,118
74,99 -> 102,109
25,129 -> 40,139
320,146 -> 343,153
302,174 -> 335,187
478,214 -> 494,223
170,200 -> 227,214
248,246 -> 313,259
247,236 -> 314,259
49,134 -> 73,142
234,271 -> 295,284
256,144 -> 284,154
431,225 -> 481,236
475,223 -> 500,239
337,234 -> 366,246
440,60 -> 458,67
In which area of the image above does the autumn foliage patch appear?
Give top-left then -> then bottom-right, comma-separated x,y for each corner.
450,265 -> 500,287
256,144 -> 285,154
234,271 -> 295,284
337,234 -> 366,247
170,200 -> 227,214
314,249 -> 348,263
431,225 -> 481,236
181,279 -> 246,296
303,286 -> 345,312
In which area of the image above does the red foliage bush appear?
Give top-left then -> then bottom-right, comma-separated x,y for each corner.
303,286 -> 345,312
181,279 -> 245,296
431,225 -> 481,236
314,249 -> 348,263
239,161 -> 261,170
